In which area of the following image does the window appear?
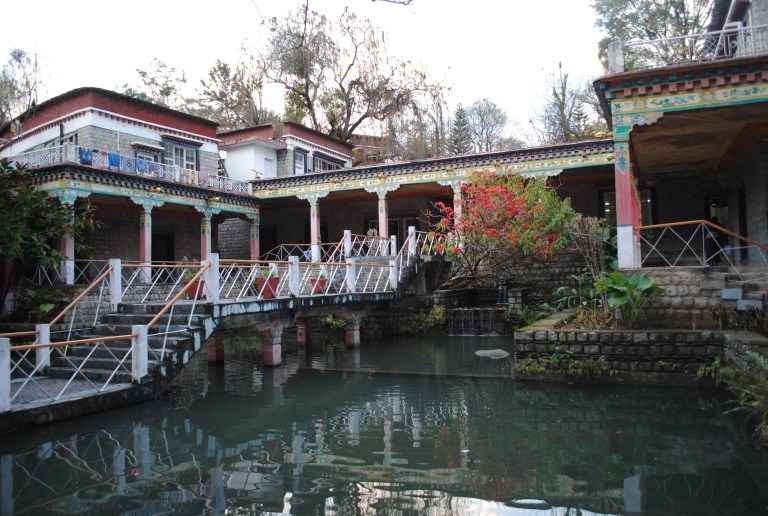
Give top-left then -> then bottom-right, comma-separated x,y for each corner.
263,157 -> 275,179
600,188 -> 654,226
168,144 -> 198,171
314,155 -> 344,172
136,152 -> 158,162
294,150 -> 306,175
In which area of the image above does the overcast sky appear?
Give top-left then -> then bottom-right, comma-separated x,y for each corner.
0,0 -> 605,141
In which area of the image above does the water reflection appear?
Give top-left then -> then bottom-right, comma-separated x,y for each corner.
1,339 -> 767,515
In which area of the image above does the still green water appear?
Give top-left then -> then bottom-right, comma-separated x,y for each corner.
2,336 -> 768,515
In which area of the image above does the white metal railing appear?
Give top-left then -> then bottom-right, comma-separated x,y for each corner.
350,234 -> 390,257
611,24 -> 768,72
414,231 -> 448,257
638,220 -> 768,279
261,241 -> 344,262
9,144 -> 250,195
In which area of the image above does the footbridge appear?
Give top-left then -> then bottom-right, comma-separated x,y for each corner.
0,228 -> 446,429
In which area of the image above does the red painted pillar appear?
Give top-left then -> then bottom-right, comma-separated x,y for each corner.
262,324 -> 283,367
296,320 -> 310,346
200,214 -> 212,261
138,206 -> 152,282
249,216 -> 260,260
614,141 -> 641,268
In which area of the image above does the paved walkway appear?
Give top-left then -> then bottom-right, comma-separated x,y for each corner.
10,378 -> 132,410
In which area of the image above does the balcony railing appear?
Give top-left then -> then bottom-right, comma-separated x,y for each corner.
8,144 -> 251,195
608,24 -> 768,73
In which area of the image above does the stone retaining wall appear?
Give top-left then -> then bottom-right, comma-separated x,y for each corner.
501,248 -> 586,304
514,328 -> 724,373
640,268 -> 723,329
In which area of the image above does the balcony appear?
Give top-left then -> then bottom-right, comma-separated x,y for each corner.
8,143 -> 251,195
608,23 -> 768,73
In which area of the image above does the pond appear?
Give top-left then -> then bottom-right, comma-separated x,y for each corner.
1,335 -> 767,515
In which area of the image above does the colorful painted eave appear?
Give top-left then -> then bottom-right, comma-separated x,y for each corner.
251,140 -> 615,199
30,165 -> 259,216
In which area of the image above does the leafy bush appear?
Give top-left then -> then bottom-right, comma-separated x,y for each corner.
595,271 -> 662,327
720,351 -> 768,445
552,272 -> 600,310
399,305 -> 446,336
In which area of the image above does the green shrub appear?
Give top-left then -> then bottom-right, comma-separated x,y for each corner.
720,351 -> 768,445
595,271 -> 662,327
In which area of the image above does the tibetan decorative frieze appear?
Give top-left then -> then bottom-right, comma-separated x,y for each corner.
252,140 -> 615,199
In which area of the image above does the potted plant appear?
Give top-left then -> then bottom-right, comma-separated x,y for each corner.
183,268 -> 204,299
310,272 -> 327,295
256,267 -> 279,299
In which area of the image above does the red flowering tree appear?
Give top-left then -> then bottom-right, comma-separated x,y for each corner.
433,171 -> 575,286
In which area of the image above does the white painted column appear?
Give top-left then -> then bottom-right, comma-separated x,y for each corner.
35,324 -> 50,370
377,192 -> 389,241
288,256 -> 301,296
297,193 -> 328,262
389,258 -> 398,290
0,338 -> 9,413
131,325 -> 148,382
346,257 -> 358,293
438,180 -> 464,229
205,253 -> 220,303
108,258 -> 122,310
407,226 -> 417,258
343,230 -> 353,258
390,235 -> 398,256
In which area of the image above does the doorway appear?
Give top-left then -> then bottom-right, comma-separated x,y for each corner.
152,233 -> 175,262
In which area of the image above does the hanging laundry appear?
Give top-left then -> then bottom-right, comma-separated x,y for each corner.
78,148 -> 93,165
108,152 -> 121,169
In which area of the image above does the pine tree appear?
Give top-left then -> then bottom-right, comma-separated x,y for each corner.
449,104 -> 473,156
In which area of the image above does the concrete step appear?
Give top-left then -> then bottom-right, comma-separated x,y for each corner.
47,366 -> 136,384
87,324 -> 200,336
51,355 -> 159,370
101,313 -> 206,326
737,299 -> 764,311
64,339 -> 185,357
118,302 -> 213,316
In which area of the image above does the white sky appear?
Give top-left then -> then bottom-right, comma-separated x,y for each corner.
0,0 -> 605,141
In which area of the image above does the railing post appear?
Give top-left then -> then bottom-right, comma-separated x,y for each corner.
131,325 -> 148,382
389,259 -> 398,290
608,40 -> 625,73
0,338 -> 9,412
346,257 -> 358,293
288,256 -> 300,296
205,253 -> 220,303
390,235 -> 397,256
35,324 -> 50,370
109,258 -> 122,311
407,226 -> 416,258
343,230 -> 353,258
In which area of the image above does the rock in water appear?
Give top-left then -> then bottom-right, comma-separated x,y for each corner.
474,349 -> 510,360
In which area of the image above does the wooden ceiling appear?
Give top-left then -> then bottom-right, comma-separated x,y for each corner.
632,104 -> 768,175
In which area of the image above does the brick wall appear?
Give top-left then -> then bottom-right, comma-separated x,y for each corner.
81,205 -> 201,261
641,268 -> 723,329
218,218 -> 250,259
500,249 -> 586,303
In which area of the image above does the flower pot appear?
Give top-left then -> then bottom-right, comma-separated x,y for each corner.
185,279 -> 204,299
310,278 -> 327,294
257,276 -> 279,299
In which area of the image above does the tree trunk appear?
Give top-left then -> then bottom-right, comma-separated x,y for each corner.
0,259 -> 16,315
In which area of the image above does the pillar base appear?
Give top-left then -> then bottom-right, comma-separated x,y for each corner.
262,343 -> 282,367
345,325 -> 360,348
207,338 -> 225,364
617,225 -> 641,269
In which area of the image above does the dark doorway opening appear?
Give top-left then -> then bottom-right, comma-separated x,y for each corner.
153,233 -> 175,262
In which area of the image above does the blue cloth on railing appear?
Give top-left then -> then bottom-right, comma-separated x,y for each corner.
136,158 -> 149,173
108,152 -> 121,169
78,148 -> 93,165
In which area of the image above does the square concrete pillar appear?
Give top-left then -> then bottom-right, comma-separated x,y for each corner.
35,324 -> 50,370
131,325 -> 148,381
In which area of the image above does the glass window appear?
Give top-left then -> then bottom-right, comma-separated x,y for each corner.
294,151 -> 305,175
600,189 -> 654,226
169,145 -> 198,171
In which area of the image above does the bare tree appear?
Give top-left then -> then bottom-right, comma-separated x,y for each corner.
195,57 -> 279,130
0,49 -> 41,126
120,59 -> 187,109
531,63 -> 607,145
260,4 -> 433,142
467,98 -> 507,152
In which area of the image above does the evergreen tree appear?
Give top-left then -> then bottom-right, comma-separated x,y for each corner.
449,104 -> 473,155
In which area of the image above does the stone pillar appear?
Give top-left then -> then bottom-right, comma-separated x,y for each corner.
614,141 -> 642,269
138,206 -> 152,283
344,320 -> 361,348
248,214 -> 260,260
60,203 -> 76,285
407,226 -> 417,257
207,334 -> 225,364
262,323 -> 283,367
205,253 -> 220,303
0,338 -> 9,413
346,257 -> 359,293
296,320 -> 310,346
288,256 -> 300,295
343,229 -> 353,258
